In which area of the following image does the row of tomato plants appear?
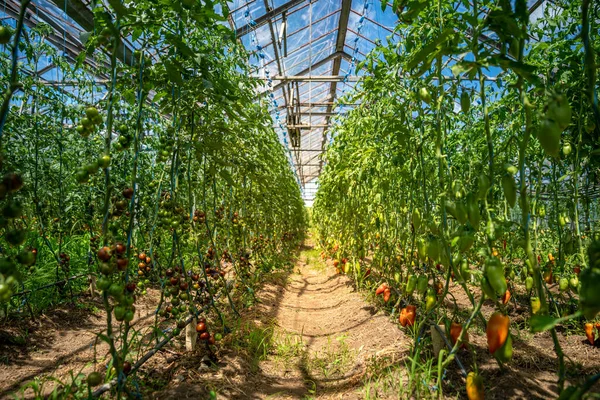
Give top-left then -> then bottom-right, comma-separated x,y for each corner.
314,1 -> 600,399
0,0 -> 306,397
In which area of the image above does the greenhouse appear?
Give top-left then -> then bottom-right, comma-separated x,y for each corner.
0,0 -> 599,398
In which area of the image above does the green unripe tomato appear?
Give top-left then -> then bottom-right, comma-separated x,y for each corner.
85,106 -> 99,119
419,87 -> 432,104
86,372 -> 103,387
525,276 -> 534,291
124,310 -> 134,322
559,277 -> 569,292
98,154 -> 111,168
0,26 -> 12,45
97,277 -> 111,290
114,305 -> 127,321
537,118 -> 561,158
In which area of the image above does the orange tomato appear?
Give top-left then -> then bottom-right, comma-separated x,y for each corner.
543,268 -> 553,284
399,305 -> 416,327
486,312 -> 510,354
466,372 -> 484,400
383,288 -> 391,303
585,322 -> 595,345
376,283 -> 388,296
501,289 -> 511,305
450,322 -> 469,348
435,281 -> 444,295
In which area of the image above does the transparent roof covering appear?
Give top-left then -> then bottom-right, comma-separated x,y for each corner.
229,0 -> 404,198
0,0 -> 553,203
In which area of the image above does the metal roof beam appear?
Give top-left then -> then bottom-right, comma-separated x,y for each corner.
266,75 -> 362,82
318,0 -> 351,177
285,124 -> 330,129
49,0 -> 135,66
276,101 -> 358,108
272,51 -> 351,91
261,0 -> 295,182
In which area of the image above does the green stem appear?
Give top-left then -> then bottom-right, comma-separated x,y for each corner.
0,0 -> 32,141
101,33 -> 120,243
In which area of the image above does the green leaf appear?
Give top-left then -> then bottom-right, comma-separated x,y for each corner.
488,55 -> 539,84
529,315 -> 559,332
406,28 -> 455,71
107,0 -> 130,17
163,60 -> 183,85
530,311 -> 581,333
451,60 -> 478,77
165,34 -> 195,58
123,89 -> 136,105
97,333 -> 113,345
131,28 -> 143,43
221,0 -> 230,18
79,31 -> 92,45
152,91 -> 167,104
202,79 -> 214,90
558,173 -> 570,182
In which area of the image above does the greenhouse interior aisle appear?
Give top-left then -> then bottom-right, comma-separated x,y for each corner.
152,237 -> 409,399
1,0 -> 600,399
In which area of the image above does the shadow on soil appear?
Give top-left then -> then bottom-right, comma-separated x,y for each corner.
0,293 -> 159,398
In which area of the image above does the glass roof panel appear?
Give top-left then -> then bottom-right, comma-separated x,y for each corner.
299,81 -> 329,98
345,29 -> 377,58
284,37 -> 336,75
231,1 -> 267,29
300,84 -> 330,103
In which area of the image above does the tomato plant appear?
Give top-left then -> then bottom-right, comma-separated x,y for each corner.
0,0 -> 306,396
313,0 -> 600,397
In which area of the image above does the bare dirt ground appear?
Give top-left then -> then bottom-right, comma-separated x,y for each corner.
0,289 -> 161,399
442,279 -> 600,399
153,241 -> 600,399
152,241 -> 408,399
2,240 -> 600,399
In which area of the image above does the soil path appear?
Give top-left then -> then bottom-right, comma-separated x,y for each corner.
157,240 -> 409,399
248,242 -> 407,399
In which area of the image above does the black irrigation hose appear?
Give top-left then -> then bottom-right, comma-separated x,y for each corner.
430,322 -> 467,378
10,273 -> 90,298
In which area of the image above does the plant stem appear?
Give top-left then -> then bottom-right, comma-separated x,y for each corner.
0,0 -> 31,141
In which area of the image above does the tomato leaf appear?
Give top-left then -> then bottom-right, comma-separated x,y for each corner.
219,169 -> 235,187
530,311 -> 582,333
163,60 -> 183,85
107,0 -> 130,18
558,173 -> 571,182
79,31 -> 91,45
451,61 -> 478,78
406,28 -> 455,71
529,315 -> 559,332
97,333 -> 113,345
152,91 -> 167,104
